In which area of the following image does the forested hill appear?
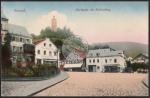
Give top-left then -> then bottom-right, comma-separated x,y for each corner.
31,26 -> 74,42
90,42 -> 148,58
31,27 -> 148,58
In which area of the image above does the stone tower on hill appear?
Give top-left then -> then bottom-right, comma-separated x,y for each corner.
51,16 -> 57,32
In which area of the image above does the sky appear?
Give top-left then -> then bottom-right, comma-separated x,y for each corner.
1,1 -> 148,45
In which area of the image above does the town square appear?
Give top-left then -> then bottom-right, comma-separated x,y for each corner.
1,1 -> 149,97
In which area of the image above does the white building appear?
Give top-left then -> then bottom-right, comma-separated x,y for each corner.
86,48 -> 127,72
34,38 -> 59,67
1,8 -> 33,64
132,53 -> 149,64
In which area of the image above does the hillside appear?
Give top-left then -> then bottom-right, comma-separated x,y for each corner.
90,42 -> 148,58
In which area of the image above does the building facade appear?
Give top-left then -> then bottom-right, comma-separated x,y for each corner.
1,8 -> 9,44
1,8 -> 33,65
34,38 -> 59,67
62,49 -> 86,71
132,53 -> 149,64
86,48 -> 127,72
51,16 -> 57,32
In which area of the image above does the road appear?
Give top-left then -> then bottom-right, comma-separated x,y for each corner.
35,72 -> 148,96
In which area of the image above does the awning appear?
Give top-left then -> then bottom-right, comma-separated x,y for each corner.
104,64 -> 119,66
64,64 -> 82,68
43,59 -> 57,61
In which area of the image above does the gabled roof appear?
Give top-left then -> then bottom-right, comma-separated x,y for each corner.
74,49 -> 86,59
8,24 -> 32,38
133,53 -> 148,60
60,49 -> 86,61
33,39 -> 46,45
87,48 -> 123,57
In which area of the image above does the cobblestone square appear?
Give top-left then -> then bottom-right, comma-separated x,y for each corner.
35,72 -> 148,96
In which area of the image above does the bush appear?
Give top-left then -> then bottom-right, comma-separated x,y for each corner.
26,61 -> 34,68
18,69 -> 25,77
8,71 -> 18,77
17,61 -> 22,68
5,59 -> 12,67
131,63 -> 148,72
25,68 -> 34,77
32,66 -> 42,77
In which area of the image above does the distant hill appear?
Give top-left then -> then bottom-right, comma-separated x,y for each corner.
90,42 -> 148,58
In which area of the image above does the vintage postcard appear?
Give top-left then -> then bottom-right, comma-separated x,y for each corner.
1,1 -> 149,97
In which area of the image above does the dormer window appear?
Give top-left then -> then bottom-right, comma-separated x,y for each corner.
96,53 -> 100,56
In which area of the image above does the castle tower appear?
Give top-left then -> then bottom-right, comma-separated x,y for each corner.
51,16 -> 57,32
1,7 -> 9,44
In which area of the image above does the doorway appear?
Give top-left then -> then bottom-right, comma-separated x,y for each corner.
88,65 -> 96,72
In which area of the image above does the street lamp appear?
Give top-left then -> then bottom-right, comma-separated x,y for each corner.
57,49 -> 60,68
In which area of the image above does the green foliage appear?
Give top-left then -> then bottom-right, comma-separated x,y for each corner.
25,68 -> 34,77
129,63 -> 148,72
32,26 -> 74,42
2,33 -> 12,66
2,63 -> 60,77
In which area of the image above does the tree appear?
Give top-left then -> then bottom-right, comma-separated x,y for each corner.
93,45 -> 99,49
54,39 -> 63,49
2,33 -> 12,67
126,60 -> 131,68
101,45 -> 110,49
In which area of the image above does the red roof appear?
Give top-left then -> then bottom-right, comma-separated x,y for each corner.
60,49 -> 86,61
33,39 -> 45,45
74,49 -> 86,59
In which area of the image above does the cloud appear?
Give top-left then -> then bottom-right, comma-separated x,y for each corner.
26,11 -> 70,35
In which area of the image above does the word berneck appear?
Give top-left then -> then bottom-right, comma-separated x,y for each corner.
76,8 -> 110,12
14,9 -> 25,12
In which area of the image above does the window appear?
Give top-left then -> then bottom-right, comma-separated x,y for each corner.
93,59 -> 95,63
20,38 -> 22,42
44,51 -> 46,55
97,59 -> 99,63
105,59 -> 107,63
54,52 -> 57,56
20,47 -> 22,51
13,46 -> 15,51
49,44 -> 51,47
23,39 -> 26,43
44,43 -> 46,46
114,59 -> 117,63
38,50 -> 40,54
26,39 -> 30,43
16,37 -> 19,42
37,59 -> 41,64
49,51 -> 51,55
12,37 -> 15,41
89,59 -> 91,63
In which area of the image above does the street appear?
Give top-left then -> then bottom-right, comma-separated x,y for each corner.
35,72 -> 148,96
